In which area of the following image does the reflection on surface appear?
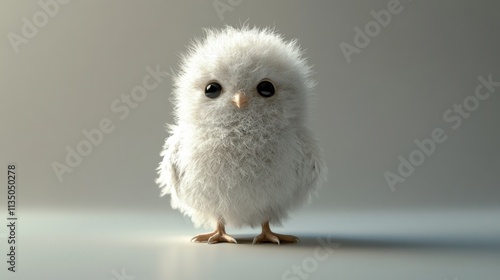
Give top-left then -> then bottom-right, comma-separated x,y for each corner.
3,209 -> 500,280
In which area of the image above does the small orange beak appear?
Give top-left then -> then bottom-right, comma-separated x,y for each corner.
232,92 -> 248,109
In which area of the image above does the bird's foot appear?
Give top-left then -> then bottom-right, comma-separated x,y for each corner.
252,232 -> 299,245
191,231 -> 237,244
252,221 -> 299,245
190,222 -> 237,244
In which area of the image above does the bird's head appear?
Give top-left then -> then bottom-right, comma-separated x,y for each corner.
172,26 -> 315,134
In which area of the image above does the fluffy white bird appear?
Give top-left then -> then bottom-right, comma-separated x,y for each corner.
156,26 -> 326,244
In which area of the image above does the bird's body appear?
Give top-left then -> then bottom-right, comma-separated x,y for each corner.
157,26 -> 325,244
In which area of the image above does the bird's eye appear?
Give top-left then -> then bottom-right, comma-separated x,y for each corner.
205,82 -> 222,98
257,81 -> 275,97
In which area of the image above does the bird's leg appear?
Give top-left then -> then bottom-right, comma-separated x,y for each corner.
252,221 -> 299,245
191,221 -> 237,244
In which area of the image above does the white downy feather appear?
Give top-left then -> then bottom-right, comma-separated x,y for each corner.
156,26 -> 326,229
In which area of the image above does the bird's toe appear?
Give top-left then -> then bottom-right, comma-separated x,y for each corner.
207,233 -> 237,244
253,232 -> 299,245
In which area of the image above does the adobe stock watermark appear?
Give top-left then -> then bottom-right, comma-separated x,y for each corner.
339,0 -> 413,64
7,0 -> 71,54
282,236 -> 340,280
213,0 -> 243,21
385,74 -> 500,191
111,267 -> 135,280
51,64 -> 168,182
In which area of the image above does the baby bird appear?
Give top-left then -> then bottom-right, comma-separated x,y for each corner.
156,26 -> 326,244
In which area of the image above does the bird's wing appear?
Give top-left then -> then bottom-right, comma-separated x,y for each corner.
296,129 -> 327,195
156,132 -> 182,197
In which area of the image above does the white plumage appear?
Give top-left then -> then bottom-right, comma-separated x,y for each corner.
156,26 -> 326,244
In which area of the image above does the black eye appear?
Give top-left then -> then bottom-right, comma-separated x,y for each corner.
257,81 -> 275,97
205,82 -> 222,98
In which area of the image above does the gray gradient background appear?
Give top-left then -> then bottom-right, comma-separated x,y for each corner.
1,1 -> 499,280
